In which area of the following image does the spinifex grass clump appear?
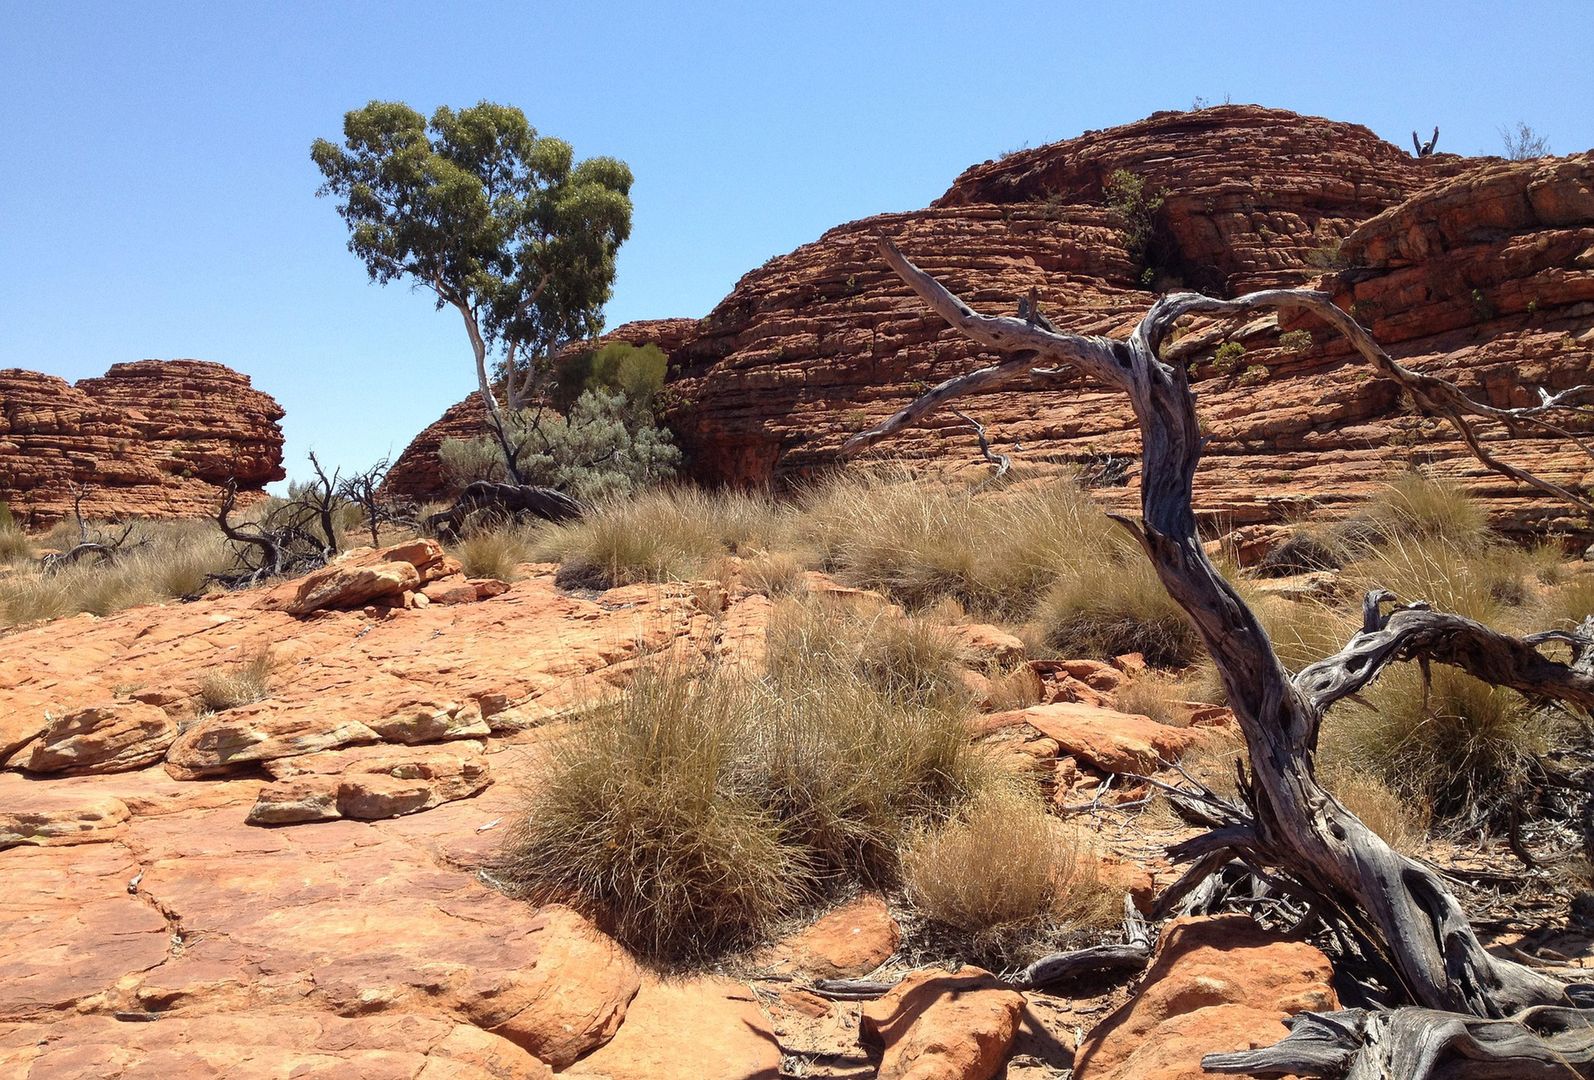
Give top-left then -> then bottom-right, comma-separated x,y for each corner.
0,519 -> 233,628
795,468 -> 1118,617
1032,550 -> 1204,666
533,486 -> 789,589
901,787 -> 1121,966
764,593 -> 971,709
496,665 -> 996,964
196,648 -> 277,713
1323,665 -> 1559,826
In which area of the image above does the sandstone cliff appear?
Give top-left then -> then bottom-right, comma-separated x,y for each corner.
391,106 -> 1593,535
0,359 -> 285,525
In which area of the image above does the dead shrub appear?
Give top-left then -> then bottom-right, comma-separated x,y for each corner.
1321,767 -> 1429,854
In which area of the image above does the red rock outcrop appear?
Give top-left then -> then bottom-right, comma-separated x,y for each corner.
1073,914 -> 1338,1080
390,106 -> 1593,538
0,359 -> 284,526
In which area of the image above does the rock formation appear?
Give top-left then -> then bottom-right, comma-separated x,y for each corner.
392,106 -> 1594,537
0,359 -> 285,526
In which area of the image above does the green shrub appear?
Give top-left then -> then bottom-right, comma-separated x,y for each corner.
441,389 -> 681,503
1213,341 -> 1246,374
1278,329 -> 1314,354
1103,168 -> 1166,274
553,341 -> 669,413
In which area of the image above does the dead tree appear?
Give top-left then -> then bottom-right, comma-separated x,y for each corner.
425,480 -> 583,540
336,457 -> 419,547
39,485 -> 144,573
842,239 -> 1594,1076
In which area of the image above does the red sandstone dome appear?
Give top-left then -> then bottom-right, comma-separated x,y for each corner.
388,106 -> 1594,535
0,359 -> 285,525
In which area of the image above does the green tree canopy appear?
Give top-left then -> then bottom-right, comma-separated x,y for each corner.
311,101 -> 633,482
553,341 -> 668,413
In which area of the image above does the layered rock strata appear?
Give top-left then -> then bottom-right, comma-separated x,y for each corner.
393,107 -> 1593,537
0,359 -> 284,525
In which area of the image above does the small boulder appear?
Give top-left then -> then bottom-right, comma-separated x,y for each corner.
20,702 -> 176,775
860,967 -> 1024,1080
1074,914 -> 1338,1080
758,894 -> 901,978
981,702 -> 1207,775
0,788 -> 130,850
565,974 -> 780,1079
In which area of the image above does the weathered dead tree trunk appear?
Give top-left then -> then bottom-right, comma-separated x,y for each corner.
425,480 -> 583,539
843,239 -> 1594,1076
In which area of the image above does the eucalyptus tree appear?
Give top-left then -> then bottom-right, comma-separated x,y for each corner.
312,101 -> 633,484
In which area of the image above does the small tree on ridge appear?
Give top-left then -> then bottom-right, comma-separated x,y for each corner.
311,100 -> 634,484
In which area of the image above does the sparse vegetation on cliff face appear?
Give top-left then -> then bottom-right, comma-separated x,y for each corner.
1103,168 -> 1166,285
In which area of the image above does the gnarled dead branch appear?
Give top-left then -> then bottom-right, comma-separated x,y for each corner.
845,238 -> 1594,1075
425,480 -> 583,539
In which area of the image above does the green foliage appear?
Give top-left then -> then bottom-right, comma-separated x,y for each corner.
440,389 -> 680,503
1305,240 -> 1351,270
312,101 -> 632,354
553,342 -> 668,413
1103,169 -> 1166,277
1213,341 -> 1246,373
1278,329 -> 1314,354
1237,364 -> 1269,386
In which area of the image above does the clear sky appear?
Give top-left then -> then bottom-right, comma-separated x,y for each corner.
3,1 -> 1591,487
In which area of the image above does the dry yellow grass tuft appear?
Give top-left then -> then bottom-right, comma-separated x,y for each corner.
497,663 -> 996,964
902,787 -> 1123,964
196,648 -> 277,714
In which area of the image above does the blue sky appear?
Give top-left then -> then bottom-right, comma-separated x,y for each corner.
3,1 -> 1591,486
